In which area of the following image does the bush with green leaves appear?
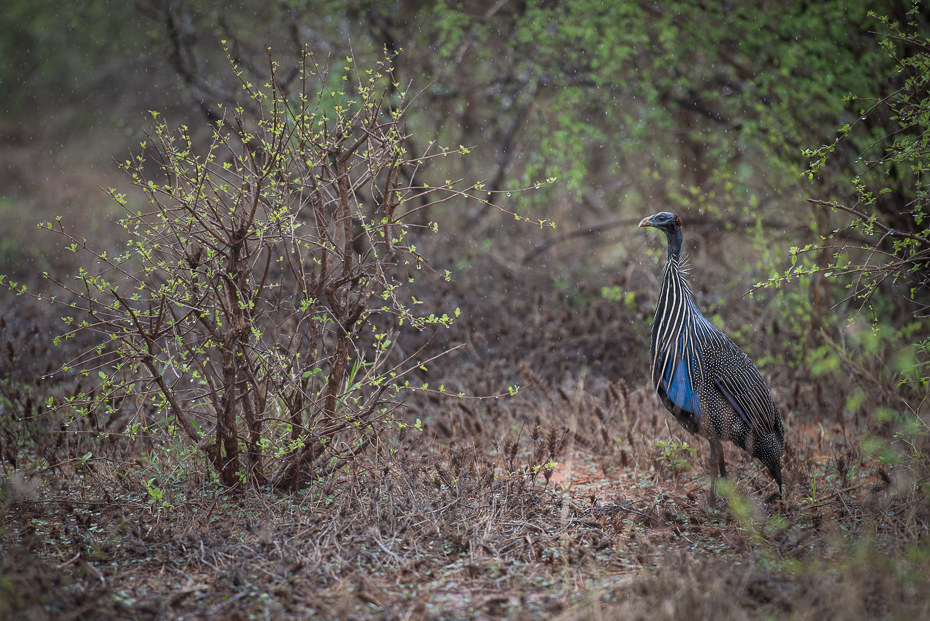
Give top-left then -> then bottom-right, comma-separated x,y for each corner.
772,10 -> 930,387
760,8 -> 930,486
4,50 -> 548,490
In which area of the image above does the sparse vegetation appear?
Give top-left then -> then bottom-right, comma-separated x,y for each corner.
2,2 -> 930,620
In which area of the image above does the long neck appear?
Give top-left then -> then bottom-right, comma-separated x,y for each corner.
654,253 -> 692,334
664,227 -> 683,262
651,230 -> 696,360
651,239 -> 702,389
651,225 -> 692,336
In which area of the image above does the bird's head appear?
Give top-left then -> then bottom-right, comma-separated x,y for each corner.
639,212 -> 684,259
638,212 -> 682,232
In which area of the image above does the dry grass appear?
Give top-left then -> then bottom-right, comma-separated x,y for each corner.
4,289 -> 930,620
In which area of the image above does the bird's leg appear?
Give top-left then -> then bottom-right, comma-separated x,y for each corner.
717,444 -> 727,480
707,441 -> 718,506
707,439 -> 725,506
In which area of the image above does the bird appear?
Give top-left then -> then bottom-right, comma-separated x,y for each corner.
639,212 -> 785,499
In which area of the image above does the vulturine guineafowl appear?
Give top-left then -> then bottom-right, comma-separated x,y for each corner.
639,212 -> 785,499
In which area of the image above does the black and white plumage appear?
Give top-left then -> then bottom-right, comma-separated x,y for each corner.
639,212 -> 785,494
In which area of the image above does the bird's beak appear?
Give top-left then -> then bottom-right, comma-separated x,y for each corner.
638,217 -> 651,228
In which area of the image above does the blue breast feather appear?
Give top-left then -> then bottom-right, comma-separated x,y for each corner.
663,354 -> 703,421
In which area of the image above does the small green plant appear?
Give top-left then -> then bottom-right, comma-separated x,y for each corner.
655,437 -> 695,474
142,478 -> 172,510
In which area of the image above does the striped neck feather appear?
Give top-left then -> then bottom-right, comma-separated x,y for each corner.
652,255 -> 707,377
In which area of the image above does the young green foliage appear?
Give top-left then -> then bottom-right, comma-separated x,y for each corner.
6,49 -> 546,490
